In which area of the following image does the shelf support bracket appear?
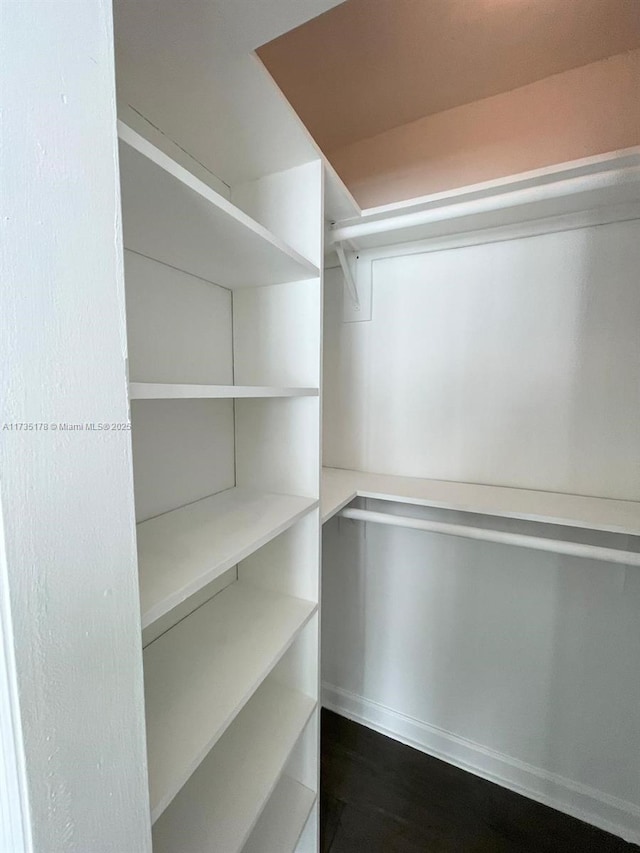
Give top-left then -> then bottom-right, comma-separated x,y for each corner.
335,242 -> 360,312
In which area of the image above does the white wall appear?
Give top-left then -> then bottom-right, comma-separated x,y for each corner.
0,2 -> 152,850
324,221 -> 640,501
322,219 -> 640,842
125,250 -> 233,385
124,249 -> 236,521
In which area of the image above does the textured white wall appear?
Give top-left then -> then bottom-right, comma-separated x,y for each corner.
0,2 -> 151,849
322,219 -> 640,841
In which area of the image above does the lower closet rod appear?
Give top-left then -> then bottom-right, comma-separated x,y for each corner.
338,508 -> 640,567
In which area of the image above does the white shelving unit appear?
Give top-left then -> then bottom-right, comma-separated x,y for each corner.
118,123 -> 320,288
321,467 -> 640,534
119,109 -> 323,850
152,677 -> 316,853
137,488 -> 318,632
129,383 -> 318,400
329,149 -> 640,251
322,467 -> 640,567
144,583 -> 316,819
241,775 -> 317,853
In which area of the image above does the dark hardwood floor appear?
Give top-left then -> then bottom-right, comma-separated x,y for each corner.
321,709 -> 638,853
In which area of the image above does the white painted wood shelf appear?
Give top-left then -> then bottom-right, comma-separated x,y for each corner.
118,122 -> 320,288
321,467 -> 640,535
152,678 -> 316,853
137,488 -> 318,630
129,382 -> 318,400
144,580 -> 317,821
241,775 -> 316,853
329,149 -> 640,251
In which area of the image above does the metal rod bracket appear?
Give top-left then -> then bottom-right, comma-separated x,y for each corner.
335,242 -> 360,311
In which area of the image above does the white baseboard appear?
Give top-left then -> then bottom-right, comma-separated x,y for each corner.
322,682 -> 640,846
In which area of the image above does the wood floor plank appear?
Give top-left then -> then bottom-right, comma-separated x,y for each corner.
321,794 -> 345,853
321,710 -> 637,853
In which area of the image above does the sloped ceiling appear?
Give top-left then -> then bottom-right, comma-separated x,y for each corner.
258,0 -> 640,153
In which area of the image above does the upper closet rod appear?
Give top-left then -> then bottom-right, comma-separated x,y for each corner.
330,160 -> 640,245
338,508 -> 640,567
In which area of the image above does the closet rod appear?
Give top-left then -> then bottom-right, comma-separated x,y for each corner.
330,164 -> 640,244
338,508 -> 640,567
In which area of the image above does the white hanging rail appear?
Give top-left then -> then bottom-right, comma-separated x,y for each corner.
329,150 -> 640,251
338,508 -> 640,567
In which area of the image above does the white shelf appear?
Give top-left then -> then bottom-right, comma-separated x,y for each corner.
321,467 -> 640,535
137,487 -> 318,630
118,122 -> 320,288
144,581 -> 317,821
329,149 -> 640,251
129,382 -> 318,400
322,468 -> 364,525
242,775 -> 316,853
152,679 -> 316,853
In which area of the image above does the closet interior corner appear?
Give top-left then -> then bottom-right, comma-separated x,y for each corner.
111,0 -> 640,849
9,1 -> 640,851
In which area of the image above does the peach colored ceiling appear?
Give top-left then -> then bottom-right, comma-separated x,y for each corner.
258,0 -> 640,153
